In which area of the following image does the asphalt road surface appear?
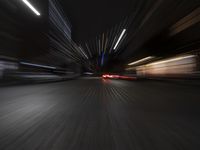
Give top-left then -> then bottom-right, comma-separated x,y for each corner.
0,77 -> 200,150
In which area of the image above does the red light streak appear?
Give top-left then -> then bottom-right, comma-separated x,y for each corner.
102,74 -> 136,80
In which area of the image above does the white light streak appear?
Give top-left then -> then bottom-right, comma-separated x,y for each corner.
128,56 -> 154,66
113,29 -> 126,50
147,55 -> 196,66
79,46 -> 89,59
83,72 -> 94,75
21,0 -> 41,16
20,62 -> 56,69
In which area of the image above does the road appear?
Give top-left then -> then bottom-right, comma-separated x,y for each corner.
0,77 -> 200,150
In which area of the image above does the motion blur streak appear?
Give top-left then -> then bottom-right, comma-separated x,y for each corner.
0,0 -> 200,149
0,60 -> 18,78
21,0 -> 41,16
102,74 -> 136,80
20,62 -> 56,69
0,78 -> 200,150
169,7 -> 200,36
136,54 -> 197,77
128,56 -> 154,66
114,29 -> 126,50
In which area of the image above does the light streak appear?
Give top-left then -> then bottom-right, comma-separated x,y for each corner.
79,46 -> 89,59
21,0 -> 40,16
128,56 -> 154,66
114,29 -> 126,50
101,52 -> 105,66
20,62 -> 56,69
146,55 -> 196,66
